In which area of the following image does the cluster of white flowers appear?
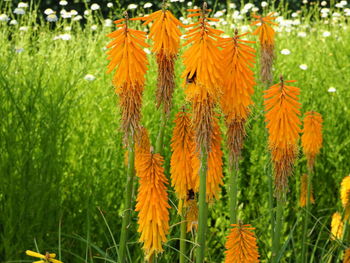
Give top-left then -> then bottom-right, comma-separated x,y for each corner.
53,33 -> 71,41
104,19 -> 113,27
128,4 -> 138,9
91,3 -> 100,11
144,3 -> 153,8
0,14 -> 9,22
335,0 -> 348,8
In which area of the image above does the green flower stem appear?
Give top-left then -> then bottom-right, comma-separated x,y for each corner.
301,170 -> 313,263
180,212 -> 187,263
229,163 -> 239,224
272,198 -> 283,263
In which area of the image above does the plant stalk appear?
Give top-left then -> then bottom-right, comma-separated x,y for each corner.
180,213 -> 187,263
229,162 -> 239,224
301,171 -> 313,263
155,110 -> 167,154
196,146 -> 208,263
272,198 -> 283,263
118,137 -> 135,263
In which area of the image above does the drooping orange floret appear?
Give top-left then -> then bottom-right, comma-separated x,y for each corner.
192,117 -> 223,201
343,248 -> 350,263
299,174 -> 315,207
301,111 -> 323,170
251,13 -> 277,83
341,176 -> 350,219
331,212 -> 343,240
182,3 -> 223,98
186,199 -> 198,233
224,223 -> 260,263
135,150 -> 170,259
143,8 -> 184,113
264,77 -> 301,197
170,109 -> 196,204
106,13 -> 149,136
220,30 -> 256,162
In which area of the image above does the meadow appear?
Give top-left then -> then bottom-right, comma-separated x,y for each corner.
1,0 -> 350,262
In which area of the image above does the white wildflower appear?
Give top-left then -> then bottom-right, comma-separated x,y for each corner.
107,2 -> 113,8
170,0 -> 179,2
252,7 -> 259,12
19,26 -> 28,31
64,26 -> 71,31
297,31 -> 307,37
15,47 -> 24,53
280,49 -> 291,55
91,25 -> 98,31
84,74 -> 96,81
91,3 -> 100,10
299,64 -> 308,70
321,1 -> 327,6
104,19 -> 113,27
214,11 -> 224,17
47,14 -> 58,22
54,33 -> 71,40
291,12 -> 298,17
229,3 -> 236,8
128,4 -> 138,9
144,48 -> 151,54
14,8 -> 25,15
322,31 -> 331,37
0,14 -> 9,22
144,2 -> 153,8
84,10 -> 90,16
261,1 -> 268,7
70,10 -> 78,16
59,0 -> 68,6
73,15 -> 82,21
244,3 -> 254,10
18,2 -> 28,8
44,8 -> 54,15
187,2 -> 193,7
10,19 -> 18,25
328,87 -> 336,92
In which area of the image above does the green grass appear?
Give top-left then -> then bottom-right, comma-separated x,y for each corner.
1,1 -> 350,262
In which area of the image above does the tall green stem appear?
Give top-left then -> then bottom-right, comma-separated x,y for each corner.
229,163 -> 239,224
301,171 -> 313,263
272,198 -> 283,263
196,146 -> 208,263
118,137 -> 135,263
155,110 -> 167,154
180,213 -> 187,263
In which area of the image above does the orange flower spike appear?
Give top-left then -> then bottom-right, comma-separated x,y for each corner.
264,77 -> 301,197
170,109 -> 196,202
182,3 -> 223,98
251,12 -> 278,46
301,111 -> 323,170
135,150 -> 170,260
224,223 -> 260,263
106,12 -> 149,89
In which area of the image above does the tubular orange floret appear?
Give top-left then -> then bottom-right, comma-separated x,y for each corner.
343,248 -> 350,263
301,111 -> 323,170
264,77 -> 301,197
142,8 -> 183,113
299,174 -> 315,207
192,117 -> 224,201
170,109 -> 196,204
106,12 -> 149,137
341,176 -> 350,219
182,3 -> 223,99
135,150 -> 170,260
251,12 -> 277,83
331,212 -> 343,240
186,199 -> 199,233
224,222 -> 260,263
220,30 -> 256,162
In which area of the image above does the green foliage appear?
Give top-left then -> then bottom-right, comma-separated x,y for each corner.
1,1 -> 350,262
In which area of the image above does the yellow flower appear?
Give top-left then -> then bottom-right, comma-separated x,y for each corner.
341,176 -> 350,219
25,250 -> 63,263
331,212 -> 343,240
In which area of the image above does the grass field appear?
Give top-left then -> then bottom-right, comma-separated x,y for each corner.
1,1 -> 350,262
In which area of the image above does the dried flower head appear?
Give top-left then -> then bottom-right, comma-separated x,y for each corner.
220,30 -> 256,163
331,212 -> 343,240
186,199 -> 198,233
170,109 -> 196,204
264,77 -> 301,197
106,13 -> 148,137
341,176 -> 350,219
251,13 -> 277,83
143,8 -> 183,113
301,111 -> 323,170
135,150 -> 170,259
224,223 -> 260,263
299,174 -> 315,207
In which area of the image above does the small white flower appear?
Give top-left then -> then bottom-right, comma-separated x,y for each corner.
333,12 -> 341,17
261,1 -> 268,7
297,31 -> 307,37
14,8 -> 25,15
104,19 -> 113,27
128,4 -> 138,9
84,10 -> 90,16
323,31 -> 331,37
299,64 -> 308,70
61,10 -> 72,18
252,7 -> 259,12
302,0 -> 308,3
328,87 -> 336,92
70,10 -> 78,16
179,0 -> 184,2
144,2 -> 153,8
91,25 -> 97,31
73,15 -> 82,21
321,12 -> 328,18
84,74 -> 96,81
321,8 -> 330,13
291,12 -> 298,17
341,0 -> 348,5
18,2 -> 28,8
0,14 -> 9,22
91,3 -> 100,10
244,3 -> 254,10
321,1 -> 327,6
10,19 -> 18,25
170,0 -> 179,2
107,2 -> 113,8
59,1 -> 68,6
229,3 -> 236,8
19,26 -> 28,31
187,2 -> 193,7
241,25 -> 250,32
60,33 -> 71,40
335,3 -> 344,8
221,20 -> 228,25
47,14 -> 58,22
64,26 -> 71,31
280,49 -> 291,55
44,8 -> 54,15
214,11 -> 224,17
15,47 -> 24,53
144,48 -> 151,54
